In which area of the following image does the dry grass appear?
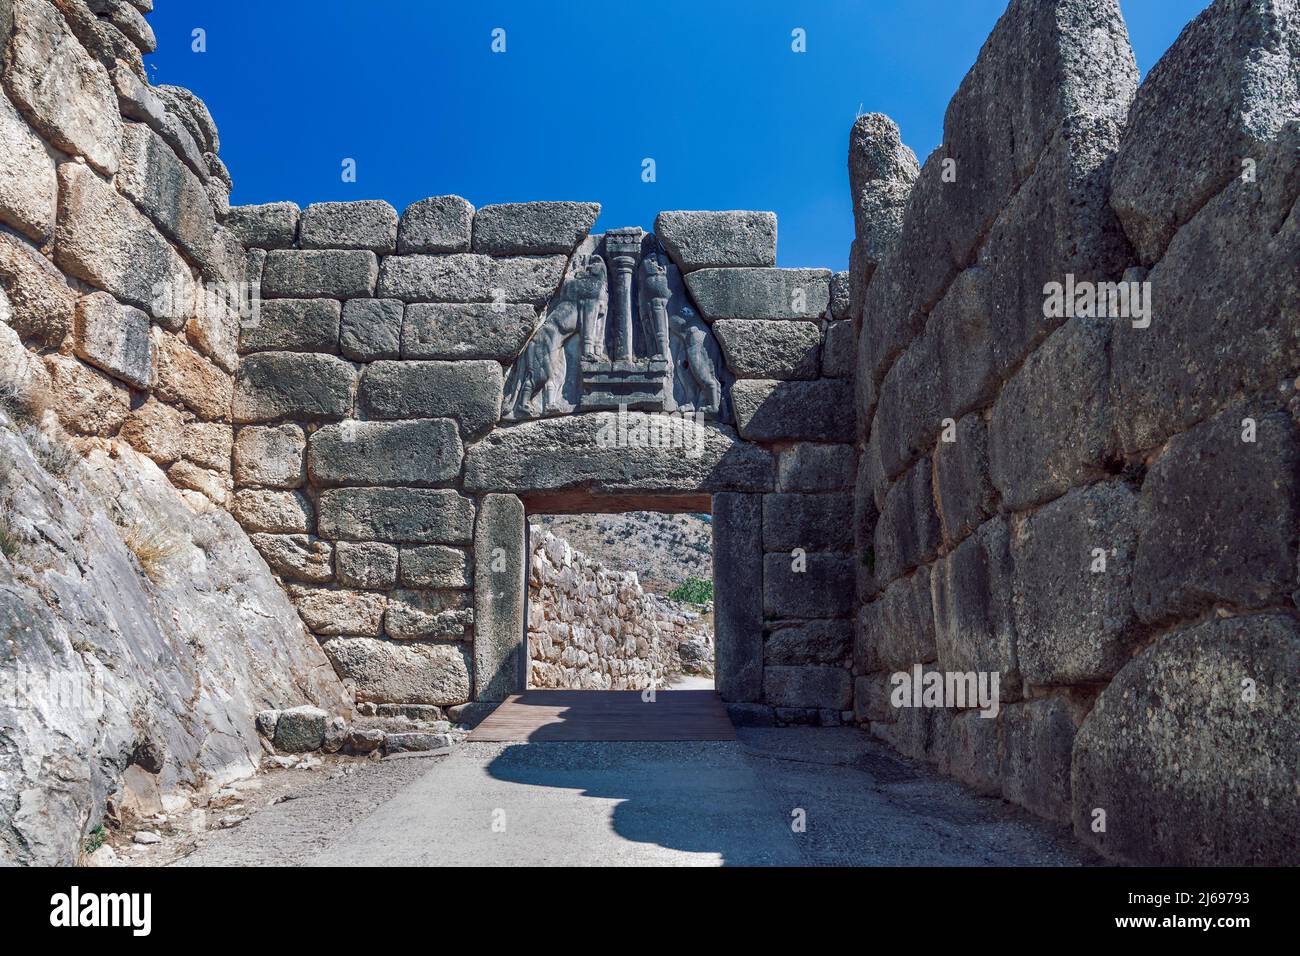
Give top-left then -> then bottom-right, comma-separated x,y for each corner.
0,372 -> 51,426
123,523 -> 186,583
0,507 -> 18,561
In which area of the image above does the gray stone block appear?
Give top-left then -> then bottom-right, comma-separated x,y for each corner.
232,489 -> 314,534
233,423 -> 306,488
0,83 -> 57,243
763,552 -> 854,619
225,201 -> 299,249
714,493 -> 764,702
239,298 -> 340,354
948,710 -> 1001,795
401,302 -> 537,361
232,352 -> 356,423
474,494 -> 526,701
317,487 -> 475,544
764,666 -> 852,710
854,566 -> 936,672
820,319 -> 855,378
873,457 -> 940,585
1071,613 -> 1300,865
932,411 -> 997,546
272,705 -> 328,753
761,493 -> 853,552
385,590 -> 473,640
377,253 -> 566,304
291,586 -> 386,635
685,267 -> 831,320
653,210 -> 777,271
72,290 -> 154,389
299,200 -> 398,254
357,360 -> 503,439
401,544 -> 471,590
726,703 -> 776,727
0,230 -> 77,347
472,201 -> 599,255
321,636 -> 471,706
1011,481 -> 1139,685
931,517 -> 1018,679
731,379 -> 854,443
307,418 -> 463,487
853,673 -> 896,725
340,298 -> 403,361
776,442 -> 854,492
1000,697 -> 1077,824
765,619 -> 852,666
261,249 -> 378,299
713,319 -> 821,379
398,195 -> 473,253
250,533 -> 333,584
1134,405 -> 1299,622
117,122 -> 217,276
828,270 -> 851,320
335,541 -> 399,590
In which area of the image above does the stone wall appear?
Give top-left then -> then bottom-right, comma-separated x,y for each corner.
847,0 -> 1298,865
527,525 -> 713,690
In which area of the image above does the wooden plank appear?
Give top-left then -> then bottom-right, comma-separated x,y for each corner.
466,690 -> 736,742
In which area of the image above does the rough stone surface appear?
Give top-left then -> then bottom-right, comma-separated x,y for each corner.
855,567 -> 936,672
401,545 -> 471,590
401,302 -> 536,361
764,666 -> 852,710
933,412 -> 997,545
1001,698 -> 1077,824
73,290 -> 155,389
475,494 -> 526,700
117,122 -> 218,275
714,493 -> 763,702
262,249 -> 379,299
335,541 -> 399,590
232,489 -> 314,534
654,210 -> 777,271
377,253 -> 566,305
250,533 -> 333,583
358,360 -> 502,439
340,298 -> 403,362
931,518 -> 1018,678
307,418 -> 463,487
226,202 -> 299,249
685,268 -> 831,320
272,705 -> 328,753
41,352 -> 129,435
292,587 -> 386,636
761,493 -> 853,552
776,443 -> 854,492
873,457 -> 940,585
240,298 -> 341,354
731,379 -> 854,443
154,330 -> 232,421
233,423 -> 306,488
714,319 -> 821,379
398,195 -> 473,253
0,86 -> 57,242
765,620 -> 852,666
233,352 -> 355,423
317,488 -> 475,544
299,200 -> 398,254
763,553 -> 854,619
0,230 -> 77,347
472,201 -> 600,255
321,637 -> 471,706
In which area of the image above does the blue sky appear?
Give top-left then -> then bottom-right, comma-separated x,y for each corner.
144,0 -> 1210,271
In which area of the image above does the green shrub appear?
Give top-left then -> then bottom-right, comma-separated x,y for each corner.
669,576 -> 713,605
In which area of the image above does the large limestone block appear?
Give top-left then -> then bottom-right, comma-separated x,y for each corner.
473,494 -> 526,701
1000,697 -> 1078,824
0,230 -> 77,347
401,544 -> 471,590
1134,405 -> 1299,622
947,710 -> 1001,796
462,414 -> 774,498
385,590 -> 473,640
401,302 -> 536,362
854,566 -> 936,672
685,267 -> 830,320
232,352 -> 356,423
233,488 -> 314,534
153,330 -> 232,421
713,493 -> 764,702
763,666 -> 852,710
339,298 -> 402,361
292,587 -> 386,636
765,619 -> 852,666
233,423 -> 306,488
847,113 -> 918,290
335,541 -> 398,590
72,291 -> 155,390
2,0 -> 122,174
250,533 -> 333,584
41,353 -> 129,435
761,493 -> 852,552
117,122 -> 217,276
358,359 -> 502,439
225,202 -> 299,249
932,411 -> 996,546
377,253 -> 567,305
306,418 -> 463,487
321,637 -> 471,706
398,195 -> 473,253
54,163 -> 191,312
261,249 -> 378,299
713,319 -> 821,379
317,487 -> 475,544
1071,614 -> 1300,865
820,320 -> 855,378
762,552 -> 854,619
1011,481 -> 1139,685
0,86 -> 57,242
119,397 -> 185,466
872,457 -> 940,585
472,201 -> 599,255
654,210 -> 777,271
731,379 -> 854,443
239,298 -> 340,354
1109,0 -> 1300,264
775,442 -> 854,492
299,200 -> 399,254
931,517 -> 1018,680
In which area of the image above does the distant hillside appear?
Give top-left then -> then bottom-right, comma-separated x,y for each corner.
531,512 -> 711,595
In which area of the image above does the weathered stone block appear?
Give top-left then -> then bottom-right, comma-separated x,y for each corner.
854,567 -> 936,672
41,353 -> 129,435
776,442 -> 854,492
225,201 -> 299,249
932,411 -> 996,545
0,85 -> 57,242
765,619 -> 851,666
250,533 -> 333,583
764,666 -> 852,710
385,590 -> 473,640
714,319 -> 821,379
1071,613 -> 1300,865
117,122 -> 217,275
1000,698 -> 1077,824
317,488 -> 475,544
339,298 -> 402,361
821,319 -> 855,378
181,421 -> 231,472
852,673 -> 896,724
321,636 -> 471,706
335,541 -> 398,590
292,587 -> 386,636
472,201 -> 599,255
473,493 -> 526,700
233,423 -> 306,488
931,517 -> 1018,679
948,710 -> 1001,795
261,249 -> 378,299
714,493 -> 764,702
54,163 -> 190,312
1012,481 -> 1139,685
239,298 -> 340,354
828,270 -> 851,320
377,253 -> 566,305
272,705 -> 327,753
357,360 -> 502,439
873,457 -> 940,585
168,460 -> 231,506
3,0 -> 122,173
653,210 -> 777,271
153,330 -> 232,421
732,379 -> 854,443
119,397 -> 185,465
1134,405 -> 1299,622
0,230 -> 77,347
763,552 -> 854,619
72,291 -> 154,389
307,418 -> 463,487
398,195 -> 473,253
232,489 -> 314,534
685,267 -> 831,320
401,302 -> 536,361
400,544 -> 470,589
299,200 -> 398,254
761,493 -> 852,552
232,352 -> 355,423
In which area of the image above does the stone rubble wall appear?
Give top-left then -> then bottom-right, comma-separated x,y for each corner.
847,0 -> 1298,865
527,525 -> 713,690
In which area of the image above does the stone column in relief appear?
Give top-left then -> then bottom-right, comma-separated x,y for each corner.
473,494 -> 526,701
605,227 -> 643,366
713,492 -> 764,702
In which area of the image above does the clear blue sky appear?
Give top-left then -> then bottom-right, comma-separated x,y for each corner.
143,0 -> 1210,271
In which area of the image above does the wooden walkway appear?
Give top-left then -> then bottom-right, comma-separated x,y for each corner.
466,690 -> 737,742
